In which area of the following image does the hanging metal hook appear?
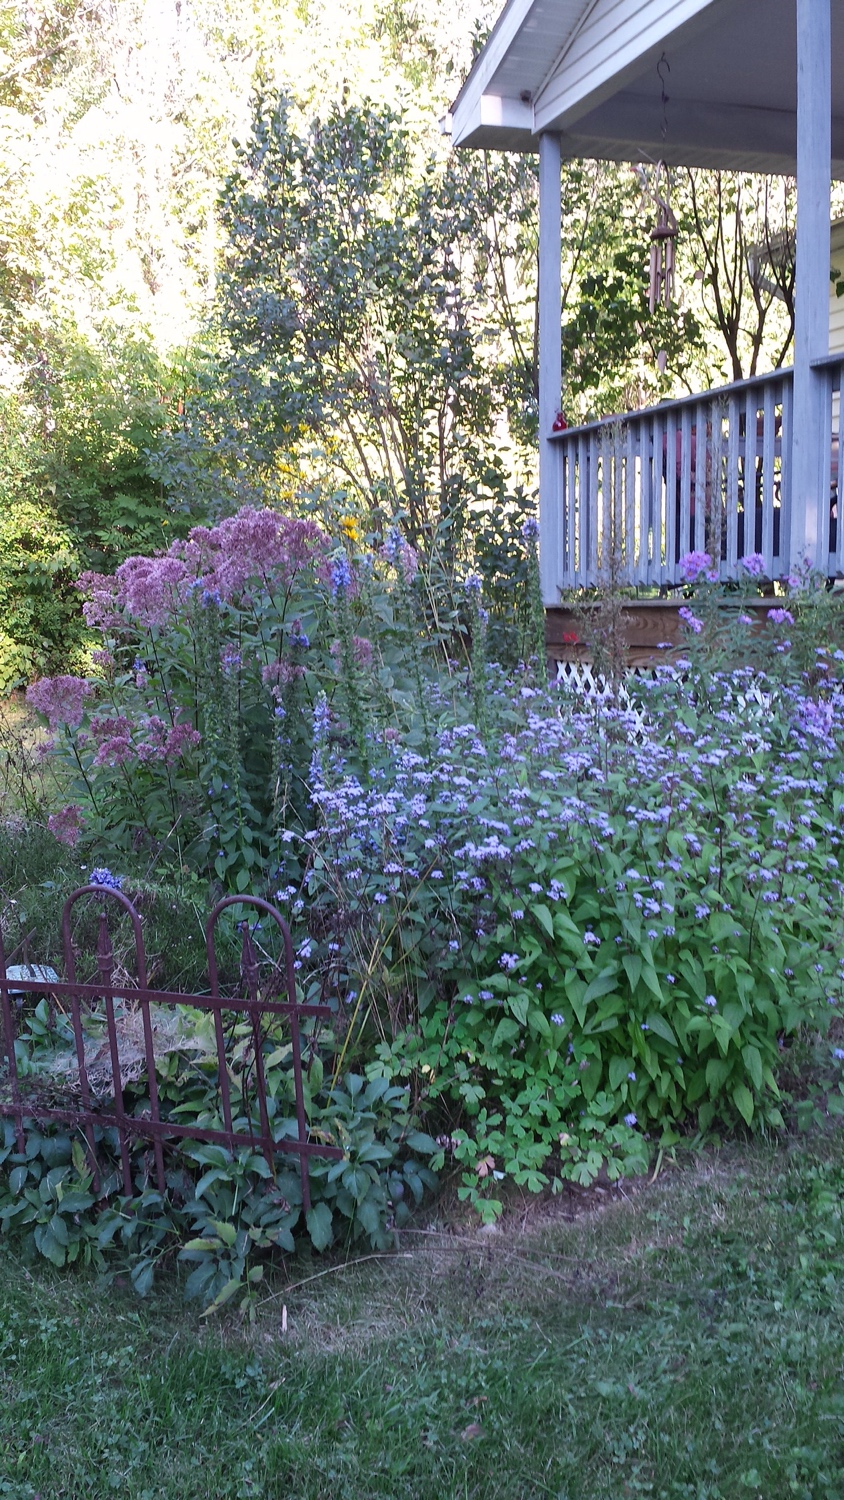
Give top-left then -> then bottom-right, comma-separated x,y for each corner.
657,51 -> 670,140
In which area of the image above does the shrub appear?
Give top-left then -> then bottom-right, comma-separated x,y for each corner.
0,500 -> 89,693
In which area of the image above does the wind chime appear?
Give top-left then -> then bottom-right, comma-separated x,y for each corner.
648,160 -> 678,314
647,55 -> 678,319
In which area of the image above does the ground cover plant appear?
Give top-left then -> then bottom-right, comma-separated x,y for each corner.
2,1128 -> 844,1498
4,526 -> 844,1291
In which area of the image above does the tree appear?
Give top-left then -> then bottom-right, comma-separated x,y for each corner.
215,91 -> 505,543
682,170 -> 796,382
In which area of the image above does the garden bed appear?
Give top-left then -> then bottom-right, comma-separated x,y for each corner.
3,524 -> 844,1305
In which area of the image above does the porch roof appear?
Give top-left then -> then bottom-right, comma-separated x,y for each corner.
450,0 -> 844,177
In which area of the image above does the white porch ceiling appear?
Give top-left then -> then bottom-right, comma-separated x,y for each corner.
450,0 -> 844,177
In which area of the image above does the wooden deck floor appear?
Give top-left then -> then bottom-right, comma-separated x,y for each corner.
545,598 -> 779,668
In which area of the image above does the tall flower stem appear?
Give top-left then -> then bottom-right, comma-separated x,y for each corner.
331,555 -> 369,775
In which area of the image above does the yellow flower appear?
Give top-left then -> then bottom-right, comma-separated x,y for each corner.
339,515 -> 361,544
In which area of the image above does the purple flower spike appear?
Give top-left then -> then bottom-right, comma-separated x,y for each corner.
330,554 -> 352,595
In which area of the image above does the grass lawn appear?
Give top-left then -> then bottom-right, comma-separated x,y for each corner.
1,1132 -> 844,1499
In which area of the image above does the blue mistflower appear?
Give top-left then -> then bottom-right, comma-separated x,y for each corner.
330,553 -> 352,594
89,868 -> 123,890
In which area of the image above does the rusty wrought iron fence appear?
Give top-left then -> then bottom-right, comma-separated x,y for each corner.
0,888 -> 343,1208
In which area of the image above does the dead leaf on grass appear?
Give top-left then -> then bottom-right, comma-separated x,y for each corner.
460,1422 -> 485,1442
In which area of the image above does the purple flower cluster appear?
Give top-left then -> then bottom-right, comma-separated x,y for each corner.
330,635 -> 373,668
47,803 -> 84,847
78,509 -> 329,628
26,675 -> 91,730
678,606 -> 704,635
678,551 -> 719,584
381,526 -> 419,582
84,712 -> 200,768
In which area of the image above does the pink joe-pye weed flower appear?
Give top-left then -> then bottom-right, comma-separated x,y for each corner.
78,509 -> 330,631
77,570 -> 122,631
262,660 -> 306,686
183,509 -> 330,601
47,803 -> 85,847
329,636 -> 374,668
78,556 -> 189,631
26,675 -> 91,730
88,712 -> 133,766
99,712 -> 202,767
161,720 -> 202,763
114,554 -> 190,628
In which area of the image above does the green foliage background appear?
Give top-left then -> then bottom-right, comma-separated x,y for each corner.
2,0 -> 833,687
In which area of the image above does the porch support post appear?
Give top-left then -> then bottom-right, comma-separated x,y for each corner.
538,131 -> 562,605
791,0 -> 831,571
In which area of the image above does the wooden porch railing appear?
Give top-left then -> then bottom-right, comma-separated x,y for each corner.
815,352 -> 843,577
548,356 -> 843,589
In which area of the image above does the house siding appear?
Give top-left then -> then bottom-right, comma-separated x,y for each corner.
831,222 -> 844,354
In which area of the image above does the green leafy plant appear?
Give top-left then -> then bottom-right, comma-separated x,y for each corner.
0,1055 -> 438,1312
298,655 -> 844,1218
